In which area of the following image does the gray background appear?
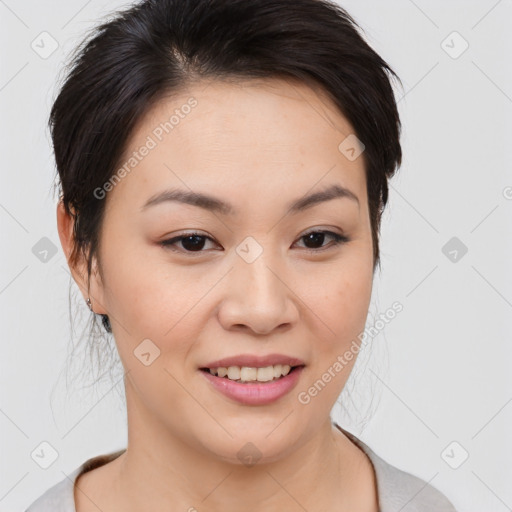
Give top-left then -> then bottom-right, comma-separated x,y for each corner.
1,1 -> 511,510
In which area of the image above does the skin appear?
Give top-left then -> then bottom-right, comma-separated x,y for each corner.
57,77 -> 378,511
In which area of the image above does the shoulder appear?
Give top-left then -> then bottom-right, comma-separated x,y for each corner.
24,450 -> 126,512
336,425 -> 458,512
24,466 -> 81,512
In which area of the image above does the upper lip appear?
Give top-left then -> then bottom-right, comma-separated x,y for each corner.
201,354 -> 305,369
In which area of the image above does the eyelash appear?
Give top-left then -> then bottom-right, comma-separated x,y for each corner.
159,230 -> 350,255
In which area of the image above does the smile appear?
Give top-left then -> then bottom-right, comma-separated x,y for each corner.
199,365 -> 305,405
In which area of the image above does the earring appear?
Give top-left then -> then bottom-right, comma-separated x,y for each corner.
86,297 -> 111,333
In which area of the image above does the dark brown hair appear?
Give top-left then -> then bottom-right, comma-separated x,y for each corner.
51,0 -> 402,333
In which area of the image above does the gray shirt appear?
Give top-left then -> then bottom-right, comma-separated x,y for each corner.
25,424 -> 457,511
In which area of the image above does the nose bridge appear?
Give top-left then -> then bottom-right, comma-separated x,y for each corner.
234,242 -> 283,303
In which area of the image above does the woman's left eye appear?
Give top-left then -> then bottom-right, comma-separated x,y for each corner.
294,230 -> 350,252
159,230 -> 350,254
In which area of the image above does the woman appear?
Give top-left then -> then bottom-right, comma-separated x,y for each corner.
26,0 -> 458,510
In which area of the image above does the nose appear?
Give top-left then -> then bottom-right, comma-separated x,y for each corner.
217,251 -> 300,335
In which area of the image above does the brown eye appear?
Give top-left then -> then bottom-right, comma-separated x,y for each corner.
295,230 -> 349,251
160,232 -> 218,253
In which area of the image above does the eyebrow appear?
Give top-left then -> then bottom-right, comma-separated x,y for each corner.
141,183 -> 360,215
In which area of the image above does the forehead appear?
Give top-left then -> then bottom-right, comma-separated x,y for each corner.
108,77 -> 367,212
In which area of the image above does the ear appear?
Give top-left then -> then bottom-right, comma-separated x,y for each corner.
56,199 -> 107,315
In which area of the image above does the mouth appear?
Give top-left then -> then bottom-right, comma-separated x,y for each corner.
199,364 -> 305,384
199,363 -> 306,405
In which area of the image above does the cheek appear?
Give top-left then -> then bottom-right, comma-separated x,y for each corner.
98,235 -> 196,348
294,257 -> 373,410
303,250 -> 373,350
99,243 -> 232,382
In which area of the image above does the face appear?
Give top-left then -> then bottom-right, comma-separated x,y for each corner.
69,78 -> 374,463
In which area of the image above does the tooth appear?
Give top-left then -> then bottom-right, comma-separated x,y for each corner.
257,366 -> 275,382
217,367 -> 228,378
273,364 -> 282,379
209,368 -> 216,375
281,364 -> 291,376
227,366 -> 241,380
240,367 -> 258,381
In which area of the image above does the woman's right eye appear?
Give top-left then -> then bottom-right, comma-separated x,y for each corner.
159,232 -> 219,254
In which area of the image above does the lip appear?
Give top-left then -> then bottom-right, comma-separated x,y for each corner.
201,353 -> 305,369
200,365 -> 305,405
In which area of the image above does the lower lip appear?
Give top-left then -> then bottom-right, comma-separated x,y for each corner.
200,366 -> 304,405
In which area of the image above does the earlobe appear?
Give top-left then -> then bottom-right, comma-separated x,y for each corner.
56,200 -> 107,315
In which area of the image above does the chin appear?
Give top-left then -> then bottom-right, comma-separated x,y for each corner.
189,417 -> 309,466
